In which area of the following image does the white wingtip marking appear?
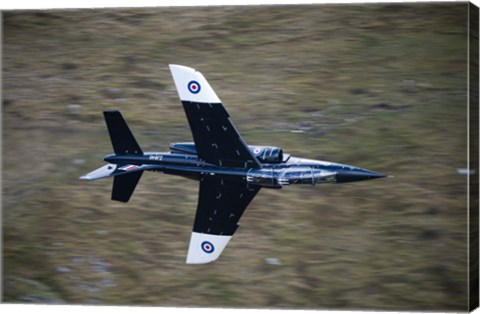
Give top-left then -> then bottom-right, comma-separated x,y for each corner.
186,232 -> 232,264
169,64 -> 221,104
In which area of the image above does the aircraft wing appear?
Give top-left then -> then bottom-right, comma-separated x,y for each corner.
169,64 -> 261,169
186,176 -> 260,264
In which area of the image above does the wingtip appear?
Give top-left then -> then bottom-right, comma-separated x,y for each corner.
169,64 -> 194,72
185,254 -> 219,264
185,258 -> 214,265
185,232 -> 232,265
169,64 -> 221,103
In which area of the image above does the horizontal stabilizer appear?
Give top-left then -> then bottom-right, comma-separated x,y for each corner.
112,171 -> 143,202
104,110 -> 143,156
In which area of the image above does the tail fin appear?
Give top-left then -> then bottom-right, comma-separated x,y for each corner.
112,171 -> 143,202
104,110 -> 143,155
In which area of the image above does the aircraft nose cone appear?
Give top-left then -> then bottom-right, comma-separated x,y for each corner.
336,169 -> 385,183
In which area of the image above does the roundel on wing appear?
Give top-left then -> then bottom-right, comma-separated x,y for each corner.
188,81 -> 201,94
201,241 -> 215,254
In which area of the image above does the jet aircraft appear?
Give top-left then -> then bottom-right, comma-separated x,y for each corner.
81,64 -> 385,264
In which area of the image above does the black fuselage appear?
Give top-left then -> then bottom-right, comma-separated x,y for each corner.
104,150 -> 384,189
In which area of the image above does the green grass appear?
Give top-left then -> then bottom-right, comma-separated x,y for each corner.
3,3 -> 470,310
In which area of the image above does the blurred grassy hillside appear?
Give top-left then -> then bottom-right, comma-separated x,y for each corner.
3,3 -> 470,310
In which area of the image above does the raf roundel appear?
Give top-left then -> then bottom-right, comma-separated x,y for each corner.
253,148 -> 262,155
201,241 -> 215,254
187,80 -> 201,94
